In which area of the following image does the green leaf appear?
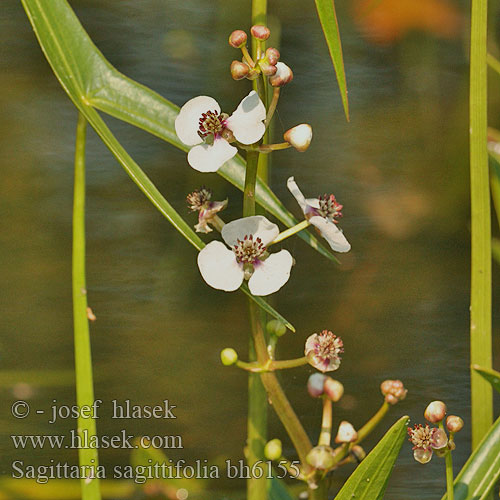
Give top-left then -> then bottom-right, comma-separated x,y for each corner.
441,415 -> 500,500
473,365 -> 500,394
270,477 -> 295,500
334,416 -> 409,500
314,0 -> 349,121
22,0 -> 338,264
21,0 -> 295,331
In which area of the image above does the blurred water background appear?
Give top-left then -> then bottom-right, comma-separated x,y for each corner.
1,0 -> 499,498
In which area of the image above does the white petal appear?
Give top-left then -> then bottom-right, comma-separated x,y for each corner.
222,215 -> 279,247
175,96 -> 220,146
309,216 -> 351,253
305,198 -> 321,209
187,139 -> 237,172
197,241 -> 244,291
226,90 -> 266,145
287,177 -> 308,213
248,250 -> 293,296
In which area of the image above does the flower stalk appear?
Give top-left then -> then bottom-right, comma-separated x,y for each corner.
72,113 -> 101,500
271,219 -> 311,245
318,398 -> 333,446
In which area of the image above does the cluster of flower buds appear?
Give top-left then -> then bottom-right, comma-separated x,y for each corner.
408,400 -> 463,464
380,379 -> 408,405
229,26 -> 293,87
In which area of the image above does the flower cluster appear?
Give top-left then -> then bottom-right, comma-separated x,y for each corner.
305,330 -> 344,372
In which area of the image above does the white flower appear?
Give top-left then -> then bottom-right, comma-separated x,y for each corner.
287,176 -> 351,253
197,216 -> 293,296
175,91 -> 266,173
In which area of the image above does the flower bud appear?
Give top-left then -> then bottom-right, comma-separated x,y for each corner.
266,319 -> 287,337
380,379 -> 407,405
265,47 -> 280,65
259,61 -> 277,76
323,378 -> 344,402
269,62 -> 293,87
220,348 -> 238,366
446,415 -> 464,433
335,421 -> 358,443
230,60 -> 250,80
306,445 -> 335,470
264,439 -> 282,460
350,445 -> 366,463
424,401 -> 447,423
284,124 -> 313,152
251,24 -> 270,40
307,373 -> 326,398
229,30 -> 247,48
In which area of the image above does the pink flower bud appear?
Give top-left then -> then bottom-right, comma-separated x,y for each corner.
307,373 -> 326,398
269,62 -> 293,87
229,30 -> 247,48
446,415 -> 464,433
251,24 -> 271,40
259,61 -> 277,76
323,378 -> 344,402
265,47 -> 280,65
230,60 -> 250,80
380,379 -> 407,405
424,401 -> 447,423
306,445 -> 335,470
335,421 -> 358,443
284,124 -> 313,152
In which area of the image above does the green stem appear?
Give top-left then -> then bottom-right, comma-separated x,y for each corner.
271,357 -> 309,370
470,0 -> 493,449
445,450 -> 454,500
356,401 -> 390,443
266,87 -> 281,127
73,113 -> 101,500
271,219 -> 311,245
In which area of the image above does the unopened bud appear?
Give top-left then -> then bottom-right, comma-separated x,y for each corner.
251,25 -> 270,40
306,445 -> 335,470
323,378 -> 344,402
230,60 -> 250,80
307,373 -> 326,398
266,319 -> 287,337
229,30 -> 247,48
350,445 -> 366,463
424,401 -> 447,423
446,415 -> 464,433
284,124 -> 312,152
266,47 -> 280,65
264,439 -> 282,460
269,62 -> 293,87
380,379 -> 407,405
220,348 -> 238,366
335,421 -> 358,443
259,61 -> 277,76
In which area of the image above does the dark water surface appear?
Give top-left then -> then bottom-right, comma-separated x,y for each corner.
1,0 -> 498,499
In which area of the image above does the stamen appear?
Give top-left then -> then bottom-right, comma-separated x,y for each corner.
198,110 -> 227,139
233,234 -> 266,264
317,194 -> 343,222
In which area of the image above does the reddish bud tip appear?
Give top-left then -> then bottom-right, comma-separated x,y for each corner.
269,62 -> 293,87
230,60 -> 250,80
229,30 -> 247,48
259,61 -> 277,76
266,47 -> 280,65
424,401 -> 447,423
251,24 -> 271,40
323,378 -> 344,402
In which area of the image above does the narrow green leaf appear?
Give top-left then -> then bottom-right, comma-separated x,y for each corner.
487,52 -> 500,77
21,0 -> 338,264
334,416 -> 409,500
473,365 -> 500,394
270,477 -> 295,500
441,415 -> 500,500
22,0 -> 295,331
492,238 -> 500,264
314,0 -> 349,120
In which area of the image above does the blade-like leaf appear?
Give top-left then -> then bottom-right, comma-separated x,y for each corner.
473,365 -> 500,394
22,0 -> 295,331
22,0 -> 338,264
334,416 -> 409,500
441,415 -> 500,500
314,0 -> 349,120
270,477 -> 295,500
